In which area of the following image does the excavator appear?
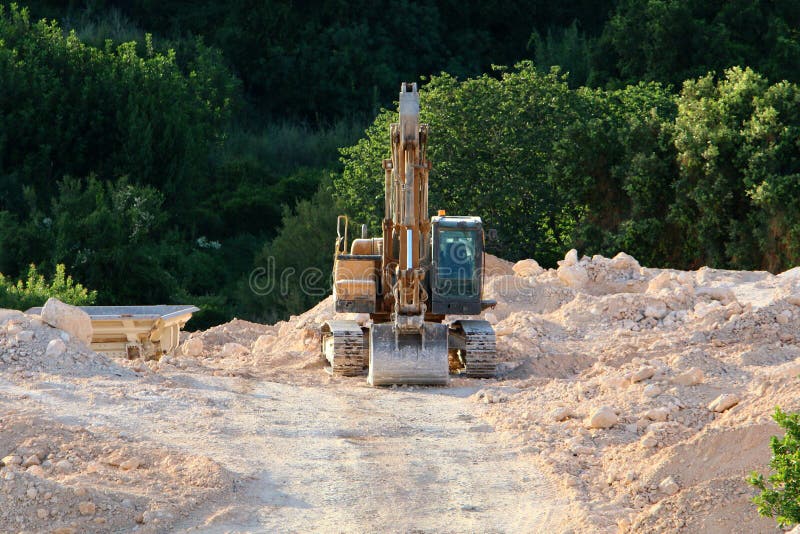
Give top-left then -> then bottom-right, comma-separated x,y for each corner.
321,83 -> 496,386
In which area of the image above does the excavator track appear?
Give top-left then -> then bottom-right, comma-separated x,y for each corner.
321,320 -> 366,376
449,320 -> 497,378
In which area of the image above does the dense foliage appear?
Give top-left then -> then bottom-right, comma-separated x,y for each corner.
0,263 -> 95,310
337,63 -> 800,272
749,407 -> 800,528
1,1 -> 800,323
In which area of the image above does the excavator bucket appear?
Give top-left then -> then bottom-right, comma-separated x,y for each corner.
367,322 -> 449,386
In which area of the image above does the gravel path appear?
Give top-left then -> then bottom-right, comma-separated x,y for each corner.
4,373 -> 571,533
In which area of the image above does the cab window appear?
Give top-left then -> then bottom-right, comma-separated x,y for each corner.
436,230 -> 478,296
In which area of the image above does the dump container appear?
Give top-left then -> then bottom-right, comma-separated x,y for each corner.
27,305 -> 199,360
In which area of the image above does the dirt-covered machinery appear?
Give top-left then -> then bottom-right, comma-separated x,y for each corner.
321,83 -> 496,385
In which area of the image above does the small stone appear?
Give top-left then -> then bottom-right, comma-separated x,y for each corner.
645,408 -> 670,422
74,487 -> 87,497
22,455 -> 41,467
15,330 -> 34,342
643,384 -> 662,398
659,476 -> 680,495
587,406 -> 618,429
631,366 -> 656,383
641,434 -> 658,448
551,407 -> 574,422
55,459 -> 73,472
1,454 -> 22,466
45,338 -> 67,358
86,461 -> 102,474
37,508 -> 48,519
26,487 -> 38,499
26,465 -> 46,477
708,393 -> 740,413
119,458 -> 141,471
672,367 -> 704,386
78,501 -> 96,515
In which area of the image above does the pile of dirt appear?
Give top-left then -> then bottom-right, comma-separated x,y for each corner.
472,251 -> 799,533
0,410 -> 233,533
0,310 -> 135,381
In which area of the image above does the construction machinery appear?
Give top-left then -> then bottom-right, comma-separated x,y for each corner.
27,305 -> 198,360
322,83 -> 496,386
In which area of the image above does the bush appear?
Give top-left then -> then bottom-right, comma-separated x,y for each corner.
748,407 -> 800,528
0,263 -> 96,310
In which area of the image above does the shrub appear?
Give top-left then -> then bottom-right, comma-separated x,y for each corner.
748,407 -> 800,528
0,263 -> 96,310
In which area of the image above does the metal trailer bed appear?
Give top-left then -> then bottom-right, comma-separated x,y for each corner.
27,305 -> 199,360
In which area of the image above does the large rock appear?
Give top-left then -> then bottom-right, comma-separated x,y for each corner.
672,367 -> 704,386
181,337 -> 204,357
512,259 -> 544,277
587,406 -> 618,429
659,476 -> 680,495
45,338 -> 67,358
41,298 -> 93,345
251,334 -> 276,354
708,393 -> 740,413
609,252 -> 640,271
557,264 -> 588,288
630,366 -> 656,383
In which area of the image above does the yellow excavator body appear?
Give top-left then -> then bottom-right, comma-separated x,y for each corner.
322,83 -> 496,385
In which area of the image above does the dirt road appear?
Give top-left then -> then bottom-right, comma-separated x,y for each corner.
4,371 -> 571,533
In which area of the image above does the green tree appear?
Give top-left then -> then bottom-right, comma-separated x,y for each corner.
749,407 -> 800,528
338,63 -> 585,265
337,63 -> 678,266
740,80 -> 800,272
0,263 -> 96,310
593,0 -> 800,89
529,20 -> 592,88
670,67 -> 800,271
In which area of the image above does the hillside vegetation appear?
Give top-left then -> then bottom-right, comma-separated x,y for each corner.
1,1 -> 799,324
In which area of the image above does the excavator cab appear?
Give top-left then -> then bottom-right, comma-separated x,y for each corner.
430,215 -> 485,315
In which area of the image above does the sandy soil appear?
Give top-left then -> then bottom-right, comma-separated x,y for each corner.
1,250 -> 799,533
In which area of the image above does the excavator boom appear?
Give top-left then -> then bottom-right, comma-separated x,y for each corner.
369,82 -> 448,386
